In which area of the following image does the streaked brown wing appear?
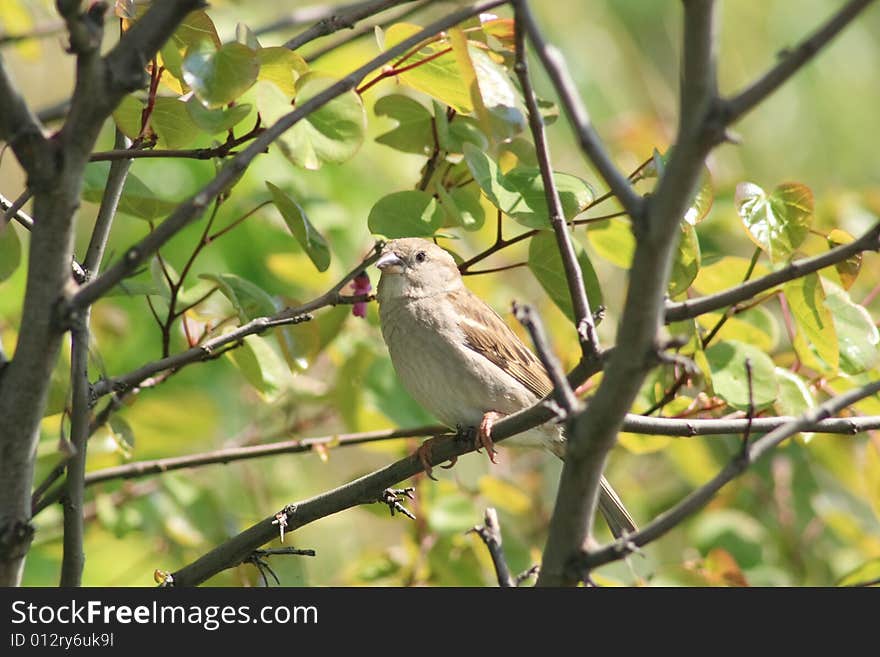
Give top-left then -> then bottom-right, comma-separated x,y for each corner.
451,288 -> 553,399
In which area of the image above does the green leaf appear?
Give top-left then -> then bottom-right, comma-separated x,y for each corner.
462,144 -> 593,228
704,340 -> 778,411
183,42 -> 260,109
112,94 -> 143,141
108,416 -> 135,458
697,306 -> 779,352
502,167 -> 594,228
257,46 -> 307,97
235,22 -> 261,50
200,273 -> 277,321
774,367 -> 814,417
280,73 -> 366,170
266,181 -> 331,272
278,304 -> 349,370
824,283 -> 879,374
668,223 -> 700,297
82,162 -> 178,221
186,96 -> 252,134
736,181 -> 813,261
436,184 -> 485,231
374,94 -> 433,155
827,228 -> 861,289
364,358 -> 438,427
587,217 -> 635,269
528,232 -> 603,321
0,223 -> 21,282
693,255 -> 771,295
151,97 -> 200,149
784,273 -> 838,372
158,9 -> 222,93
368,190 -> 444,238
383,23 -> 472,114
228,335 -> 292,399
642,149 -> 713,225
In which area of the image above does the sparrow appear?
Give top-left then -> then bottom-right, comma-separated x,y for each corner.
375,237 -> 636,538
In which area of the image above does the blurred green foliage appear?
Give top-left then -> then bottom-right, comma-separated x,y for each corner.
1,0 -> 879,587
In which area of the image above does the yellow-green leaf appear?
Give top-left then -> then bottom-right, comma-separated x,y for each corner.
784,273 -> 838,372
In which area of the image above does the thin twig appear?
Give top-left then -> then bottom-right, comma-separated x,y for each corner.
513,0 -> 643,221
579,379 -> 880,574
513,6 -> 599,358
665,223 -> 880,323
469,508 -> 514,587
724,0 -> 876,124
68,0 -> 508,313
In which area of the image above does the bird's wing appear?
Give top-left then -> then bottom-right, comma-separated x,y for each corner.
449,288 -> 554,399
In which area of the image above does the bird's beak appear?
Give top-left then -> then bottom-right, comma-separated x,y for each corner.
376,251 -> 405,273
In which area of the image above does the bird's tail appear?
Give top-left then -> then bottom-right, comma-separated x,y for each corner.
547,440 -> 637,538
598,476 -> 638,538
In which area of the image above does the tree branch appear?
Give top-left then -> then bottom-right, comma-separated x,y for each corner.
723,0 -> 876,125
0,190 -> 34,230
90,245 -> 384,400
513,7 -> 599,358
537,0 -> 719,586
579,379 -> 880,573
469,508 -> 514,587
34,426 -> 445,513
514,0 -> 643,221
0,54 -> 51,180
665,222 -> 880,323
68,0 -> 508,313
283,0 -> 417,51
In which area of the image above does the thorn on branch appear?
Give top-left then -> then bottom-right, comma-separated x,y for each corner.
515,564 -> 540,586
247,547 -> 316,587
380,487 -> 416,520
272,504 -> 297,543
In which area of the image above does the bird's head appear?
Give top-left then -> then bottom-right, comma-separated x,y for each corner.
375,238 -> 462,300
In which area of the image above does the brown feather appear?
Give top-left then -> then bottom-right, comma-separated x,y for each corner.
450,288 -> 554,399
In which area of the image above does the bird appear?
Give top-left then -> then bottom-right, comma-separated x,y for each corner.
375,237 -> 636,538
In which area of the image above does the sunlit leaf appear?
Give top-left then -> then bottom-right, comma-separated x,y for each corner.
463,144 -> 593,227
784,273 -> 838,372
112,94 -> 144,141
704,340 -> 777,411
280,73 -> 366,170
151,97 -> 200,149
183,42 -> 259,109
428,493 -> 476,534
826,228 -> 861,289
383,23 -> 472,114
200,272 -> 277,321
824,283 -> 879,374
436,184 -> 485,231
736,181 -> 813,261
774,368 -> 814,441
235,22 -> 260,50
587,217 -> 635,269
374,94 -> 433,155
158,10 -> 222,93
668,223 -> 701,297
528,232 -> 603,321
697,306 -> 779,353
692,255 -> 771,295
368,190 -> 444,238
257,46 -> 307,97
186,97 -> 252,134
227,334 -> 292,399
108,416 -> 135,458
82,163 -> 178,221
266,182 -> 331,272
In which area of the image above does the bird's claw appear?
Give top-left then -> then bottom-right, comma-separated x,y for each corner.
415,439 -> 439,480
381,487 -> 416,520
478,411 -> 501,464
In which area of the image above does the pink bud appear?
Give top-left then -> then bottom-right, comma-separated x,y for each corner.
351,271 -> 371,318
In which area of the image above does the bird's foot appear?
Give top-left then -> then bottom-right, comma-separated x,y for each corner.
416,438 -> 440,480
477,411 -> 502,464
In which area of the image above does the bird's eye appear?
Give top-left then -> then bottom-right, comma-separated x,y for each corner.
415,251 -> 427,263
